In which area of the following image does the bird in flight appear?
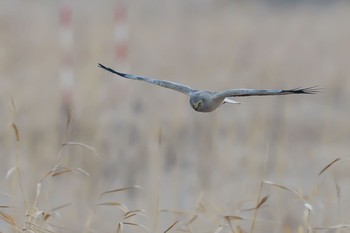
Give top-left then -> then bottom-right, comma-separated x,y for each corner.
99,63 -> 319,113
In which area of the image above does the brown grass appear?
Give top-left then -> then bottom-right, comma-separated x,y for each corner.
1,1 -> 350,232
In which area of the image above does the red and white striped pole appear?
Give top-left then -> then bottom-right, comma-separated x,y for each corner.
114,3 -> 128,65
59,2 -> 74,125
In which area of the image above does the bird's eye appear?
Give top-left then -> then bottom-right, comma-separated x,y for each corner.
197,101 -> 202,109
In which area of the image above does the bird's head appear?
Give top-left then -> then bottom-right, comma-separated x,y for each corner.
190,96 -> 205,111
192,100 -> 203,111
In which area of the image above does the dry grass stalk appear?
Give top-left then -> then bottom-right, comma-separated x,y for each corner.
250,180 -> 264,233
0,211 -> 18,229
227,218 -> 235,233
124,210 -> 146,219
163,220 -> 179,233
117,209 -> 149,232
224,215 -> 244,221
52,167 -> 90,177
304,203 -> 313,233
7,110 -> 88,232
242,195 -> 269,212
32,183 -> 41,209
236,225 -> 246,233
97,187 -> 149,233
56,142 -> 97,163
160,210 -> 197,232
120,222 -> 149,233
42,203 -> 72,221
0,205 -> 15,209
160,209 -> 194,216
99,185 -> 141,198
262,181 -> 306,202
24,220 -> 56,233
116,222 -> 123,233
61,142 -> 97,155
41,164 -> 89,182
318,158 -> 341,176
186,215 -> 198,225
195,202 -> 207,214
263,180 -> 315,232
96,202 -> 129,213
5,167 -> 17,180
65,104 -> 72,128
318,157 -> 350,176
23,201 -> 71,233
250,144 -> 270,233
11,123 -> 20,142
11,120 -> 30,219
314,224 -> 350,230
214,225 -> 224,233
10,97 -> 16,113
224,215 -> 244,233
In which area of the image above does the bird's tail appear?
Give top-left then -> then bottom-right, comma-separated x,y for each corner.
224,98 -> 241,104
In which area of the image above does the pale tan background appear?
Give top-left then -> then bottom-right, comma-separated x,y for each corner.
1,0 -> 350,232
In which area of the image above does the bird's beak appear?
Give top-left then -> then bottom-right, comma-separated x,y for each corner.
193,102 -> 202,111
193,102 -> 199,110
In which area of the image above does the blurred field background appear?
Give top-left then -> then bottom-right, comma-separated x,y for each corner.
1,0 -> 350,232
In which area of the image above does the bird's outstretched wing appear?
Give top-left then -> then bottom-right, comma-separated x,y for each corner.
99,63 -> 195,95
214,86 -> 320,99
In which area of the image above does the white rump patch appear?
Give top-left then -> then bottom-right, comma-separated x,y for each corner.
224,98 -> 241,104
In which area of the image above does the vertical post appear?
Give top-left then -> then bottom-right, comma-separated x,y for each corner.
114,2 -> 128,66
59,2 -> 74,127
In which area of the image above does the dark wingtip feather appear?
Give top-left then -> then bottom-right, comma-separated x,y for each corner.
98,63 -> 110,71
285,86 -> 323,94
98,63 -> 128,77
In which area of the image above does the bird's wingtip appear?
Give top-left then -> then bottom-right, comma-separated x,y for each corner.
98,63 -> 106,69
288,85 -> 323,94
98,63 -> 129,78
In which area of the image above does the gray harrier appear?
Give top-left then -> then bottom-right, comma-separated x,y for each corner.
99,63 -> 319,113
